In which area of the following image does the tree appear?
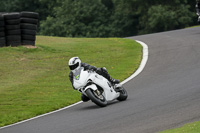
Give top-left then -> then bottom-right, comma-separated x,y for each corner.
138,0 -> 195,34
0,0 -> 39,13
109,0 -> 139,37
40,0 -> 112,37
1,0 -> 196,37
0,0 -> 61,21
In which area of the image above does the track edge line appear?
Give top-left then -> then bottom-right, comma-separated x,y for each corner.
121,40 -> 148,84
0,40 -> 148,129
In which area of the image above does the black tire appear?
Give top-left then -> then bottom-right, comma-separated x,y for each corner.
21,40 -> 35,46
0,21 -> 5,27
6,35 -> 21,41
0,14 -> 4,21
3,13 -> 20,20
21,23 -> 37,30
21,29 -> 36,35
0,37 -> 6,47
0,42 -> 6,47
85,88 -> 107,107
6,29 -> 21,35
21,11 -> 39,19
7,41 -> 21,47
0,32 -> 5,37
0,27 -> 5,31
21,18 -> 38,24
117,87 -> 128,101
21,35 -> 36,41
5,25 -> 20,30
0,37 -> 6,41
5,19 -> 20,25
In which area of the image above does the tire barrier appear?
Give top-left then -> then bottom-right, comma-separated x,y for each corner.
0,14 -> 6,47
4,12 -> 21,47
0,11 -> 39,47
20,11 -> 39,46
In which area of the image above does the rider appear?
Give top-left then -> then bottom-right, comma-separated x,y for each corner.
196,0 -> 200,23
68,57 -> 120,102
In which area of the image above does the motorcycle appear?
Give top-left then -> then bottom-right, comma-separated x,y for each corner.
197,13 -> 200,23
73,67 -> 128,107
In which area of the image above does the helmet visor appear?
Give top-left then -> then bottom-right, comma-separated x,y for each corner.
69,62 -> 79,70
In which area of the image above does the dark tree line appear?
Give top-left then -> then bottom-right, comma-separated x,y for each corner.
0,0 -> 197,37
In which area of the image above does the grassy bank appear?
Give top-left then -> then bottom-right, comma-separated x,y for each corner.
160,121 -> 200,133
0,36 -> 142,127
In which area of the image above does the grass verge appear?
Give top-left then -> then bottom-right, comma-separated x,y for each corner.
0,36 -> 142,127
186,25 -> 200,28
160,121 -> 200,133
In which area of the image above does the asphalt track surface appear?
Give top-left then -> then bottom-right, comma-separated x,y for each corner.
1,27 -> 200,133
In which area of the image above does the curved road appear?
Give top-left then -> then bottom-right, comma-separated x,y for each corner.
1,27 -> 200,133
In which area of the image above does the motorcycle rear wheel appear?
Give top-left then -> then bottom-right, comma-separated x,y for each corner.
117,87 -> 128,101
85,88 -> 107,107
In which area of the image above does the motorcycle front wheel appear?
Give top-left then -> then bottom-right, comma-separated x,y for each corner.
85,88 -> 107,107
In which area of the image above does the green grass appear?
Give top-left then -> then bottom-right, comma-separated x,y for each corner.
0,36 -> 142,127
186,25 -> 200,28
160,121 -> 200,133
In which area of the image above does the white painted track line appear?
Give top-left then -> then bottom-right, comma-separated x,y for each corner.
0,101 -> 83,129
0,40 -> 148,129
121,40 -> 148,84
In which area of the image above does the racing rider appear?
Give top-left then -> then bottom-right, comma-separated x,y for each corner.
196,0 -> 200,23
68,57 -> 120,102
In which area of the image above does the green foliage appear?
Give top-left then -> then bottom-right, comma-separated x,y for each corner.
109,0 -> 138,36
139,4 -> 194,34
160,121 -> 200,133
0,0 -> 198,37
40,0 -> 112,37
0,0 -> 60,22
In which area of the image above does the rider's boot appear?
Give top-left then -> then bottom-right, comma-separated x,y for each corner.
110,78 -> 120,84
106,73 -> 120,85
81,94 -> 90,102
101,67 -> 120,85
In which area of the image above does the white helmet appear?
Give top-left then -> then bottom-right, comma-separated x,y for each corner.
68,57 -> 81,72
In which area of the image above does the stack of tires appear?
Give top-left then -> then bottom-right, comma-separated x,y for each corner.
0,11 -> 39,48
4,13 -> 21,47
0,14 -> 6,47
20,12 -> 39,46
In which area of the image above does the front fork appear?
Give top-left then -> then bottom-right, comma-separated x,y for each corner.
93,89 -> 104,100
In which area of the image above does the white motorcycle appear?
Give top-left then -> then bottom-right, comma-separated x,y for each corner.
73,67 -> 128,107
